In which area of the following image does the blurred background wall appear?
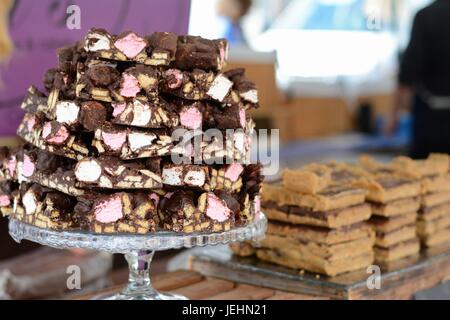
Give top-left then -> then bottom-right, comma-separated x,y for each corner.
189,0 -> 432,144
0,0 -> 190,137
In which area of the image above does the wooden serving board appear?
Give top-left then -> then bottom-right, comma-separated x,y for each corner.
71,269 -> 321,300
188,244 -> 450,300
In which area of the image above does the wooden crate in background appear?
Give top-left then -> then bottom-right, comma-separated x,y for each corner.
284,97 -> 352,140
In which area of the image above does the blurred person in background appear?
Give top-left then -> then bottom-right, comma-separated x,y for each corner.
387,0 -> 450,158
216,0 -> 252,45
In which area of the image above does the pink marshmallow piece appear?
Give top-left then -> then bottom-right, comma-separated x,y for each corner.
102,131 -> 127,151
94,195 -> 124,223
165,69 -> 183,89
224,163 -> 244,182
0,195 -> 10,207
239,108 -> 246,128
114,32 -> 146,59
205,193 -> 231,222
164,191 -> 174,199
254,195 -> 261,218
120,73 -> 140,97
26,115 -> 36,132
180,107 -> 202,130
6,157 -> 16,177
42,122 -> 69,144
149,193 -> 160,208
42,122 -> 52,138
112,102 -> 127,117
22,154 -> 35,178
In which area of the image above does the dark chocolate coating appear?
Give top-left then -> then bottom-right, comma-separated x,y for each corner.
160,190 -> 196,214
86,65 -> 120,87
79,101 -> 107,131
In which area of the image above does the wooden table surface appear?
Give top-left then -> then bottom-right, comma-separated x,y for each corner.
71,269 -> 327,300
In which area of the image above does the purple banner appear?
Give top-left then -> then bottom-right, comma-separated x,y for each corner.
0,0 -> 190,136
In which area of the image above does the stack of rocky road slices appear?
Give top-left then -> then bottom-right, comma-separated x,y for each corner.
231,154 -> 450,276
0,28 -> 263,234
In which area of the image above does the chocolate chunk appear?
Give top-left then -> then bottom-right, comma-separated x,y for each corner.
45,192 -> 75,212
147,32 -> 178,60
86,65 -> 120,87
213,104 -> 242,129
215,190 -> 240,214
242,163 -> 264,199
79,101 -> 107,131
160,190 -> 196,214
145,157 -> 162,173
43,68 -> 57,92
35,149 -> 61,173
57,43 -> 85,74
176,36 -> 226,71
41,121 -> 70,145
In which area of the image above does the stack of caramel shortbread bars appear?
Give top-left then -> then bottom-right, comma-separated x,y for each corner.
355,157 -> 422,265
391,155 -> 450,248
233,163 -> 375,276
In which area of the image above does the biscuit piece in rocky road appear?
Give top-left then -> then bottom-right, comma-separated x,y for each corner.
370,197 -> 421,217
75,192 -> 159,234
260,233 -> 375,262
262,182 -> 367,212
421,191 -> 450,208
256,248 -> 374,277
391,153 -> 450,179
204,163 -> 245,193
374,238 -> 420,262
267,221 -> 374,245
420,227 -> 450,247
262,201 -> 371,229
370,211 -> 418,233
417,214 -> 450,237
352,175 -> 421,203
375,224 -> 417,248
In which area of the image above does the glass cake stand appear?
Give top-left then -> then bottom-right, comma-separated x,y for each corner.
8,214 -> 267,300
